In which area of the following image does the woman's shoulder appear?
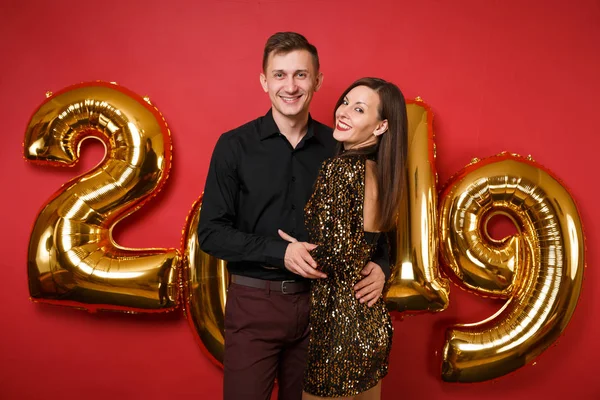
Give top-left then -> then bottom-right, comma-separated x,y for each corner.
321,154 -> 366,176
321,155 -> 366,187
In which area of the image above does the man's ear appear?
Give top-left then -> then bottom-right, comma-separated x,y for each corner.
260,73 -> 268,93
373,119 -> 388,136
314,71 -> 324,92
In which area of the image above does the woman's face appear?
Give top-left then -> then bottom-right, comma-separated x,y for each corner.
333,85 -> 388,149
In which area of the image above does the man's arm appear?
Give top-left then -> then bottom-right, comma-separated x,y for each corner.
197,134 -> 288,267
372,234 -> 391,280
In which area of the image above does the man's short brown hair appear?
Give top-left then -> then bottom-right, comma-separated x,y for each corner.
262,32 -> 320,71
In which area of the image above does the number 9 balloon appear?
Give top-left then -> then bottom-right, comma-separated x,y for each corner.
438,153 -> 585,382
24,82 -> 180,313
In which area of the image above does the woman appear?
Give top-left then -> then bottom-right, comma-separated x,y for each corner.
282,77 -> 408,399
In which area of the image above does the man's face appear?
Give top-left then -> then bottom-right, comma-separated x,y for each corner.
260,49 -> 323,121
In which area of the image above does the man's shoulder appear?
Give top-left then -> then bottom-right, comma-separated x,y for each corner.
310,118 -> 335,148
220,116 -> 262,140
214,116 -> 265,151
311,118 -> 333,134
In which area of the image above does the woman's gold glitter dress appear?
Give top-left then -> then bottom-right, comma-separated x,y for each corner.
303,154 -> 393,397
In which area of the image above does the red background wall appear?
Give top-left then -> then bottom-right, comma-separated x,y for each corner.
1,0 -> 599,398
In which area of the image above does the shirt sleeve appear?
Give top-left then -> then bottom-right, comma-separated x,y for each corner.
196,134 -> 288,267
371,234 -> 391,280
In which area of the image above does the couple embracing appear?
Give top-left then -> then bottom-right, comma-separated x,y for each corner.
198,31 -> 407,400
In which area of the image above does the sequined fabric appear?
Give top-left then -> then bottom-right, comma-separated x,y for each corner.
303,154 -> 393,397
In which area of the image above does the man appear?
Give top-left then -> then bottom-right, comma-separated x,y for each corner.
197,32 -> 389,400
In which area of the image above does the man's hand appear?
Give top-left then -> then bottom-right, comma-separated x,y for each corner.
354,261 -> 385,307
278,230 -> 326,279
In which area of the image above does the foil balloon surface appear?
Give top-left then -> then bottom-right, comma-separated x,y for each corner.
182,196 -> 228,366
24,82 -> 180,313
385,99 -> 450,314
438,153 -> 585,382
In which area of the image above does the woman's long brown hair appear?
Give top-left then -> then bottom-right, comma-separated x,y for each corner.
334,77 -> 408,232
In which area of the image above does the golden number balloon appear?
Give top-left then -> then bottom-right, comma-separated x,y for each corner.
385,99 -> 450,314
24,82 -> 180,313
182,196 -> 228,365
438,153 -> 585,382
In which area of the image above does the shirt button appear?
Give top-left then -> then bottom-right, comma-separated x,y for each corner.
291,204 -> 296,210
291,176 -> 296,182
291,229 -> 296,235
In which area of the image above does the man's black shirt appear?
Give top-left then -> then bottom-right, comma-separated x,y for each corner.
197,109 -> 336,280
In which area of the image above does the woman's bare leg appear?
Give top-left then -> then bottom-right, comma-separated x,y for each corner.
302,391 -> 353,400
354,381 -> 381,400
301,381 -> 381,400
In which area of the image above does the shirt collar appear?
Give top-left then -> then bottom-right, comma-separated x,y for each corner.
259,108 -> 322,144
